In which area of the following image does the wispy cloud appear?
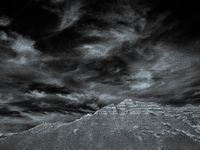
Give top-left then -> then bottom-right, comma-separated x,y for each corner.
42,0 -> 83,33
0,16 -> 12,26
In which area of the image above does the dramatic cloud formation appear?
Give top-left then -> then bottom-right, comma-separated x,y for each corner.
0,0 -> 200,132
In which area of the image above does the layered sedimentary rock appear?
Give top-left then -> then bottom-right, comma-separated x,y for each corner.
1,99 -> 200,150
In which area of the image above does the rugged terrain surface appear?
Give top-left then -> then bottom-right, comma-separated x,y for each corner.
1,99 -> 200,150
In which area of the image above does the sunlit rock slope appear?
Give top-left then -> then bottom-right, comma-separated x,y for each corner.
1,99 -> 200,150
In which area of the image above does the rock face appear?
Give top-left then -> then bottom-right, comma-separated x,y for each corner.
1,99 -> 200,150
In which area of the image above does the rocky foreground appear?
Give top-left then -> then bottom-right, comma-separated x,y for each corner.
1,99 -> 200,150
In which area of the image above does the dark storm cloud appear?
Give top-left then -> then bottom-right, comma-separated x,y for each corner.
162,90 -> 200,106
1,0 -> 200,133
28,83 -> 71,94
0,107 -> 21,117
9,99 -> 97,114
84,56 -> 129,84
0,123 -> 36,133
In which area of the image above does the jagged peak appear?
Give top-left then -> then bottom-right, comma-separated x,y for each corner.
94,99 -> 164,115
94,103 -> 117,115
117,99 -> 134,107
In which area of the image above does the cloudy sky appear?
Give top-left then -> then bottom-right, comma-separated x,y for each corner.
0,0 -> 200,133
